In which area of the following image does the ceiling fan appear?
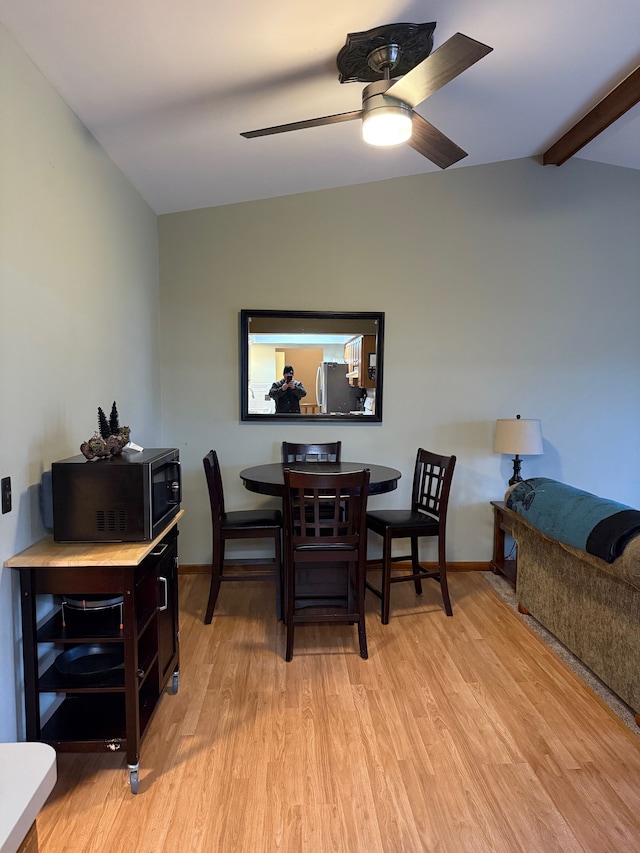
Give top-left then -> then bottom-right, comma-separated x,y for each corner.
241,23 -> 493,169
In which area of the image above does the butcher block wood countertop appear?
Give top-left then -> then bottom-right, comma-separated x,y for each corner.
4,511 -> 184,568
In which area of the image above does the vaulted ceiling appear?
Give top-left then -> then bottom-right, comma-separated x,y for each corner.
1,1 -> 639,214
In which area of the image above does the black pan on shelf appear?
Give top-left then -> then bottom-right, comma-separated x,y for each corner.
54,643 -> 124,677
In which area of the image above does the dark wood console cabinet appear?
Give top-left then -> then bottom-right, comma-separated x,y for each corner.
490,501 -> 517,585
5,512 -> 183,793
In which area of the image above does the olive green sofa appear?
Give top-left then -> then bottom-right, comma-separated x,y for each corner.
503,496 -> 640,725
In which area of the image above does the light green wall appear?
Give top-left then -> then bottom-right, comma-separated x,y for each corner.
2,12 -> 640,743
159,157 -> 640,567
0,24 -> 161,739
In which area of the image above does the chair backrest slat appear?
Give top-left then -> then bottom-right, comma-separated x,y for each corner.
281,441 -> 342,464
412,449 -> 456,523
283,468 -> 369,548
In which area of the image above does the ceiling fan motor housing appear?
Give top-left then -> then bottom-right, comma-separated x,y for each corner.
362,80 -> 411,114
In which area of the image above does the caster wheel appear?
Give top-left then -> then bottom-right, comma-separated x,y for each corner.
129,767 -> 139,794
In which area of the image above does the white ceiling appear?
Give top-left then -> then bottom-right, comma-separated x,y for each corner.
2,1 -> 639,214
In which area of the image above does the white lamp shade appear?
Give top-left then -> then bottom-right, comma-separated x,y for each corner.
493,418 -> 544,455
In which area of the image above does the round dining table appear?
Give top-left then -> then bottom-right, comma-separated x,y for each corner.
240,461 -> 402,497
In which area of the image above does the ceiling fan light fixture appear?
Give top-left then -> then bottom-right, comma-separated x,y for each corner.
362,107 -> 413,147
361,86 -> 413,147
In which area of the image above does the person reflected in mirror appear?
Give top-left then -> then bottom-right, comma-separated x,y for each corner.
269,365 -> 307,414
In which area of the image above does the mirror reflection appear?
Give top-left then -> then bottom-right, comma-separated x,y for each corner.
240,310 -> 384,422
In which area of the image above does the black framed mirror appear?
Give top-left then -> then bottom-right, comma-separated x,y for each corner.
240,310 -> 385,422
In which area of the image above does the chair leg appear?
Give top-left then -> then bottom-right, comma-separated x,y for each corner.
357,561 -> 368,658
274,530 -> 283,621
285,615 -> 295,661
381,532 -> 393,625
357,617 -> 368,659
285,626 -> 294,661
439,566 -> 453,616
438,539 -> 453,617
410,537 -> 423,594
285,554 -> 295,661
204,537 -> 224,624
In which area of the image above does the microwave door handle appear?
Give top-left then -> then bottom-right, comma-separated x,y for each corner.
168,461 -> 182,505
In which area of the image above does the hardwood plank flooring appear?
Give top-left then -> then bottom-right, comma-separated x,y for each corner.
34,571 -> 640,852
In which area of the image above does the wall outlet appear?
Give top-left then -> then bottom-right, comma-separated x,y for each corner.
1,477 -> 11,514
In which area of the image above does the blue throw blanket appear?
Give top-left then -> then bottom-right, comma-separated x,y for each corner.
506,477 -> 640,563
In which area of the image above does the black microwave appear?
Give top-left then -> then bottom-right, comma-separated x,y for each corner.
50,448 -> 181,542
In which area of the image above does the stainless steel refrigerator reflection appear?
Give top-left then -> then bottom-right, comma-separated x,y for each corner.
315,362 -> 361,413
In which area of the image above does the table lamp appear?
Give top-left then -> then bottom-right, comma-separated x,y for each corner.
493,414 -> 544,485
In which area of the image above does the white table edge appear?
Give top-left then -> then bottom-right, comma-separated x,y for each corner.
0,742 -> 57,853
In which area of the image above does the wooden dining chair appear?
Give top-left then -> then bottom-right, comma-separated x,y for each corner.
282,467 -> 370,661
365,449 -> 456,624
203,450 -> 282,624
281,441 -> 342,463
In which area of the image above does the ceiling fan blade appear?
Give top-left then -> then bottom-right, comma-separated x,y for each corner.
408,113 -> 468,169
241,110 -> 362,138
386,33 -> 493,109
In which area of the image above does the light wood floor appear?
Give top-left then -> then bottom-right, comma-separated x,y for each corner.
34,571 -> 640,852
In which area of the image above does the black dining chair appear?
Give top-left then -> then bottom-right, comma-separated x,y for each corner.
365,449 -> 456,624
282,467 -> 370,662
203,450 -> 282,624
281,441 -> 342,463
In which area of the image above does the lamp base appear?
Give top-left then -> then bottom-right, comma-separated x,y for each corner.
508,455 -> 523,486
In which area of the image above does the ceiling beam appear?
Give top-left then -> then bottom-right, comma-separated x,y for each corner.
543,65 -> 640,166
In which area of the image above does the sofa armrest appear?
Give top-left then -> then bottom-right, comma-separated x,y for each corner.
505,507 -> 640,592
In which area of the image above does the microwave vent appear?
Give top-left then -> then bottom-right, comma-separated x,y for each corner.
96,509 -> 128,533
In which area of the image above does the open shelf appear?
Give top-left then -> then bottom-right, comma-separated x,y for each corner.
39,659 -> 125,692
41,694 -> 127,747
37,608 -> 124,644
